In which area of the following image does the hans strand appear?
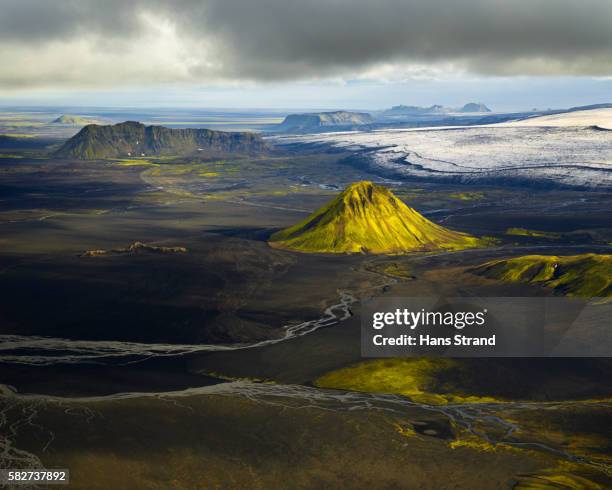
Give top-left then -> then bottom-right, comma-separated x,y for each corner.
371,308 -> 495,348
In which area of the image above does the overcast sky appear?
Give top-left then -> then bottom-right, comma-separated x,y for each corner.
1,0 -> 611,110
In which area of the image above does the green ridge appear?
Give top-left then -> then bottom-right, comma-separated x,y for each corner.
269,181 -> 487,254
54,121 -> 269,159
51,114 -> 100,125
472,254 -> 612,297
506,227 -> 561,239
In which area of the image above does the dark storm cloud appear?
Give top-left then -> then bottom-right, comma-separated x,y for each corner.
2,0 -> 612,88
0,0 -> 142,42
192,0 -> 612,78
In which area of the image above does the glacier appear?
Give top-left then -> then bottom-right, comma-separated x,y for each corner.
274,124 -> 612,189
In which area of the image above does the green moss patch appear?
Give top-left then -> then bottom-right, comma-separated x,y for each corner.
471,254 -> 612,297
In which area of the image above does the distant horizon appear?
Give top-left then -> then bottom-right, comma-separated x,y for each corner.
1,97 -> 610,115
3,1 -> 612,114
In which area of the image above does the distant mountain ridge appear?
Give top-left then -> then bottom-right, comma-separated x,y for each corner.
566,103 -> 612,113
54,121 -> 269,159
275,103 -> 496,134
384,102 -> 490,116
276,111 -> 374,133
269,181 -> 486,254
383,104 -> 447,116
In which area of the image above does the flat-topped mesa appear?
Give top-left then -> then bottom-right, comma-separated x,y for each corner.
53,121 -> 269,159
276,111 -> 374,133
269,181 -> 486,254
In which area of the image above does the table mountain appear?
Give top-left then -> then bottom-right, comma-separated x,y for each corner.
54,121 -> 269,159
276,111 -> 374,133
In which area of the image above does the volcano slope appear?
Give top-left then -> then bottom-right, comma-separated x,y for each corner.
471,254 -> 612,297
269,181 -> 486,254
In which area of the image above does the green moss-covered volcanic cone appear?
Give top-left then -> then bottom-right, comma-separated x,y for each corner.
269,181 -> 486,254
471,254 -> 612,297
